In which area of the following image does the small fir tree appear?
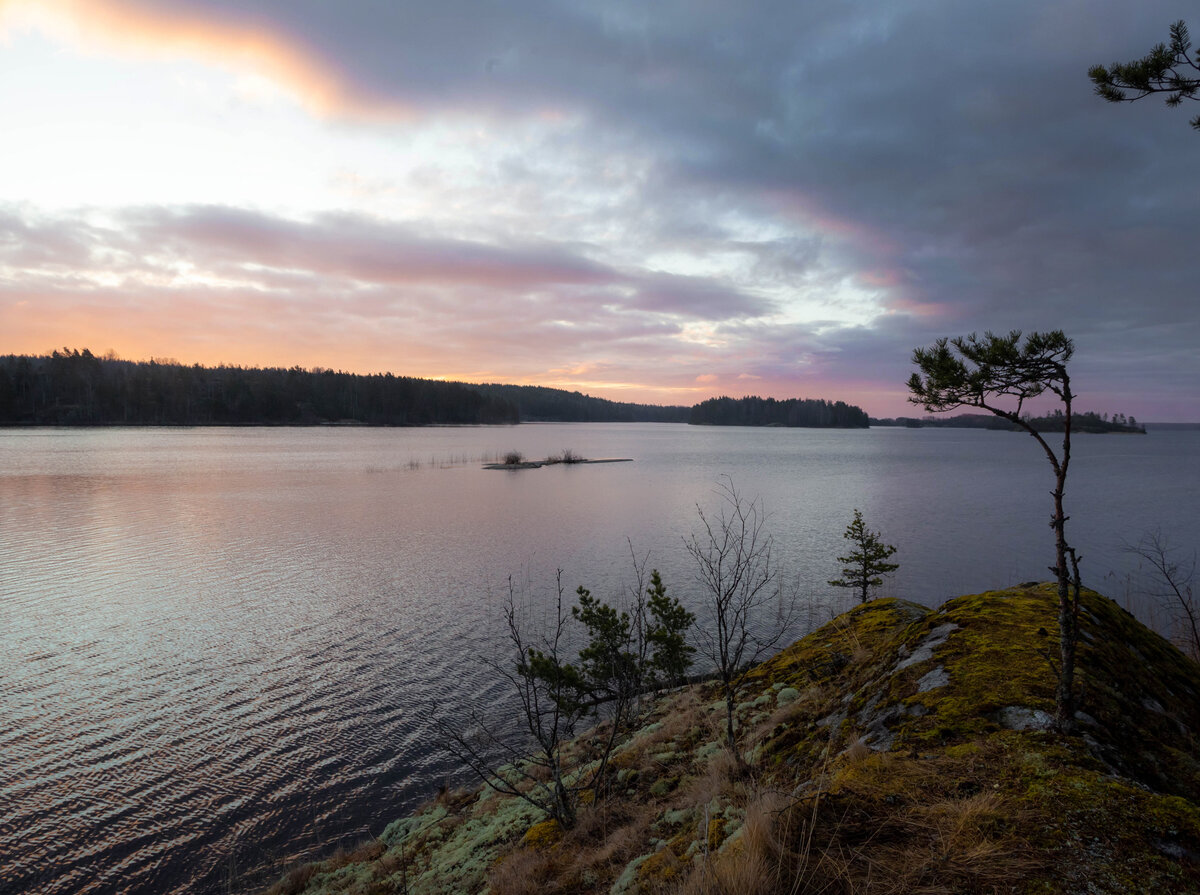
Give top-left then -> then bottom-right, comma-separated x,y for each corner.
572,586 -> 638,702
829,509 -> 899,603
644,570 -> 695,687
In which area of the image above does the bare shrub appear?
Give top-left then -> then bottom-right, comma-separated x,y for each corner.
503,450 -> 525,465
1126,530 -> 1198,660
437,574 -> 594,828
686,478 -> 800,763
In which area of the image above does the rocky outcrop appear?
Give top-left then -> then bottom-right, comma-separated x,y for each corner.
268,584 -> 1200,895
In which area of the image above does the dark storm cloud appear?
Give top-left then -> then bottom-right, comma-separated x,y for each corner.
26,0 -> 1199,414
150,0 -> 1190,414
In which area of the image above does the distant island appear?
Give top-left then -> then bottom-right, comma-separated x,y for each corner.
871,411 -> 1146,434
0,350 -> 868,429
689,395 -> 869,428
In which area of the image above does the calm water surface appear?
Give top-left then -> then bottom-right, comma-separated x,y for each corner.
1,424 -> 1196,893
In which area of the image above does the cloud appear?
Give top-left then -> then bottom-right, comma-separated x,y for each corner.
0,203 -> 768,392
1,1 -> 1197,417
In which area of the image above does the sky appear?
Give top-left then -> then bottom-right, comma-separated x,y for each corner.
0,0 -> 1196,419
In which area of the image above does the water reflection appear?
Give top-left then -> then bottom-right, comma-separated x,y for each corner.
0,425 -> 1195,893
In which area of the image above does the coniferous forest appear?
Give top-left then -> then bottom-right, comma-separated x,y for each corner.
870,411 -> 1146,433
0,350 -> 873,428
688,395 -> 870,428
0,350 -> 519,426
470,383 -> 690,423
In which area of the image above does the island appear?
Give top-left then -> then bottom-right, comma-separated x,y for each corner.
871,411 -> 1147,433
483,452 -> 633,470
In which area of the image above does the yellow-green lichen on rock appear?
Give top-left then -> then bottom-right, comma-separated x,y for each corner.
267,584 -> 1200,895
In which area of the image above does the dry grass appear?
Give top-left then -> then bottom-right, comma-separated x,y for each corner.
675,788 -> 828,895
681,745 -> 742,808
794,751 -> 1045,895
486,612 -> 1048,895
265,839 -> 385,895
488,842 -> 575,895
265,864 -> 318,895
491,686 -> 753,895
859,789 -> 1041,894
669,741 -> 1045,895
648,689 -> 711,749
677,845 -> 775,895
841,737 -> 871,764
489,801 -> 652,895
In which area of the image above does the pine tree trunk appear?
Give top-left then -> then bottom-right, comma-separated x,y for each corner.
1052,474 -> 1075,729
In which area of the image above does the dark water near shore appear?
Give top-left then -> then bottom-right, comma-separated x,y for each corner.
1,424 -> 1196,894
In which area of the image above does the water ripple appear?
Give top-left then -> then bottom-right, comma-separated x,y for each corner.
3,426 -> 1196,894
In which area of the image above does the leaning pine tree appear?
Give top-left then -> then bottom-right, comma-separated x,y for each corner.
908,330 -> 1081,729
829,509 -> 899,603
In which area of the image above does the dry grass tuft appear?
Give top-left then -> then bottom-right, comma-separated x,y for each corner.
434,785 -> 476,813
841,736 -> 871,764
678,846 -> 774,895
676,789 -> 794,895
683,744 -> 742,807
264,863 -> 318,895
488,842 -> 573,895
265,838 -> 386,895
490,801 -> 651,895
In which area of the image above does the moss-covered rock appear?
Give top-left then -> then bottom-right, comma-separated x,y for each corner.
267,584 -> 1200,895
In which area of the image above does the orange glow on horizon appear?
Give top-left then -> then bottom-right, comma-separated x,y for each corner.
4,324 -> 896,410
0,0 -> 413,120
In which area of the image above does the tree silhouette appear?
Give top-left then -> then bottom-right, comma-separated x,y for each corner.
829,509 -> 898,604
909,330 -> 1082,728
1090,20 -> 1200,130
645,570 -> 695,687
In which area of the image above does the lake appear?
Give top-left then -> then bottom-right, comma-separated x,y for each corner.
1,423 -> 1196,894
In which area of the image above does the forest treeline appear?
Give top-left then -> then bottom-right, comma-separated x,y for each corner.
0,350 -> 869,428
469,383 -> 689,423
0,350 -> 519,426
871,411 -> 1146,433
689,395 -> 870,428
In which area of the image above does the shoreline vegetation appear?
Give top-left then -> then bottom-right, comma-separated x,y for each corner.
265,584 -> 1200,895
871,411 -> 1146,433
483,458 -> 633,470
483,449 -> 633,469
0,350 -> 874,429
687,395 -> 869,428
0,350 -> 1154,431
